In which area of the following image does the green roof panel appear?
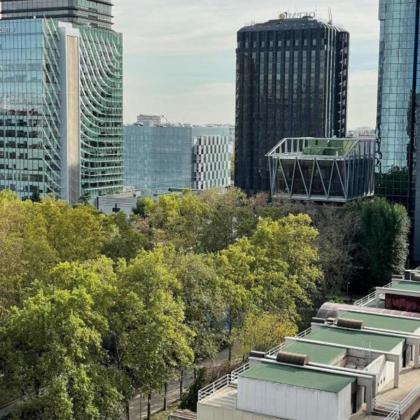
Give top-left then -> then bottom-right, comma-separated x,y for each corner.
338,311 -> 420,334
306,327 -> 403,352
390,281 -> 420,293
283,341 -> 346,365
240,363 -> 354,393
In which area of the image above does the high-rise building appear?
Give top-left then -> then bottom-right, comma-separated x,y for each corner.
235,13 -> 349,193
376,0 -> 420,261
0,0 -> 123,202
1,0 -> 113,29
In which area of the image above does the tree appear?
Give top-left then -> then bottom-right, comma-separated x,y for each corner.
0,281 -> 123,419
0,191 -> 57,309
199,189 -> 258,252
169,253 -> 225,364
110,247 -> 194,415
217,215 -> 321,361
259,200 -> 357,300
102,212 -> 147,261
349,198 -> 410,293
237,311 -> 297,357
35,198 -> 108,262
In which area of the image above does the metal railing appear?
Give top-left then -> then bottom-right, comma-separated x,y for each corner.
354,282 -> 393,307
197,363 -> 250,402
380,385 -> 420,420
374,397 -> 399,413
354,291 -> 377,307
266,327 -> 312,357
266,342 -> 287,357
297,327 -> 312,338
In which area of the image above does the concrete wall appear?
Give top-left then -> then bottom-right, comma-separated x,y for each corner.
237,377 -> 352,420
197,403 -> 277,420
364,355 -> 395,391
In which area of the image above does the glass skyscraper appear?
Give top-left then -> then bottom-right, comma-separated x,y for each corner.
376,0 -> 420,260
0,0 -> 123,201
235,14 -> 349,193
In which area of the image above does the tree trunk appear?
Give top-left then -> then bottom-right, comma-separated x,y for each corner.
147,393 -> 152,420
126,400 -> 130,420
228,313 -> 233,363
139,394 -> 142,420
163,382 -> 168,411
179,369 -> 184,399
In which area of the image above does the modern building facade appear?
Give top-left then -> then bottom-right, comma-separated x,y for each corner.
124,123 -> 193,196
235,13 -> 349,193
192,126 -> 231,191
1,0 -> 113,30
376,0 -> 420,261
267,137 -> 376,202
124,120 -> 232,196
0,0 -> 123,202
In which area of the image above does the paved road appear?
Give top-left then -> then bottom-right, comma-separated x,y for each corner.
128,347 -> 236,419
128,371 -> 194,420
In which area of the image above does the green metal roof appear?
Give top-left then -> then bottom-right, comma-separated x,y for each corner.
306,327 -> 403,352
283,341 -> 346,365
390,281 -> 420,293
338,311 -> 420,334
240,363 -> 354,393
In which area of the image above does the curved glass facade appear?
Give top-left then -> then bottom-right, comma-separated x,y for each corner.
79,27 -> 123,197
0,19 -> 62,198
0,0 -> 123,201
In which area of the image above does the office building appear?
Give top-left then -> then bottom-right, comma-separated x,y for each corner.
267,137 -> 376,202
0,0 -> 123,202
199,274 -> 420,420
192,126 -> 231,191
124,123 -> 193,196
235,13 -> 349,193
376,0 -> 420,261
124,120 -> 232,196
1,0 -> 113,29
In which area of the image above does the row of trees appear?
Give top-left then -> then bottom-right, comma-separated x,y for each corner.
134,189 -> 410,300
0,190 -> 324,419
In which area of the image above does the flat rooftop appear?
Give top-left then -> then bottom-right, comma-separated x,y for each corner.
240,362 -> 355,393
283,341 -> 346,365
306,327 -> 404,352
390,281 -> 420,293
338,310 -> 420,334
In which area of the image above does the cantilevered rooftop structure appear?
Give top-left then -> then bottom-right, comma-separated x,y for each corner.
266,137 -> 376,202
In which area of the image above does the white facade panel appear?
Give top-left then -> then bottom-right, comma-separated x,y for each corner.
237,377 -> 352,420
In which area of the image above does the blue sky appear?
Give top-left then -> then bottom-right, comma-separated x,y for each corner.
114,0 -> 379,129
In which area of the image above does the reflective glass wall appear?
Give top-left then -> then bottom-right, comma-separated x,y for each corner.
2,0 -> 113,29
124,124 -> 193,196
79,26 -> 123,198
0,19 -> 61,198
376,0 -> 420,259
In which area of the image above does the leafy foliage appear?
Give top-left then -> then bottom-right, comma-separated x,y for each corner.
349,198 -> 410,293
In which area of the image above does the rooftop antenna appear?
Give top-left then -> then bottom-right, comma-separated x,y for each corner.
328,7 -> 333,24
